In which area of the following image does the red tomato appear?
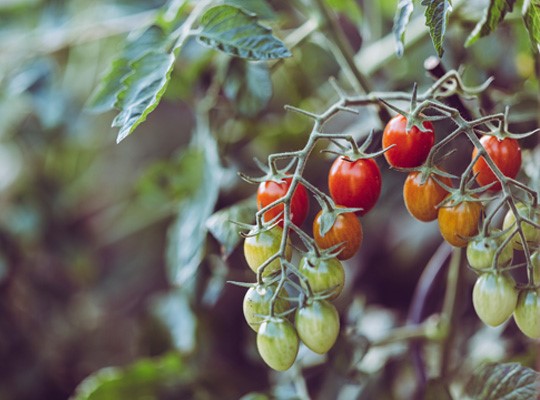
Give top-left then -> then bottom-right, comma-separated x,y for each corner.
257,177 -> 309,227
382,114 -> 435,168
313,210 -> 362,260
438,200 -> 483,247
472,136 -> 521,191
328,157 -> 381,216
403,171 -> 451,222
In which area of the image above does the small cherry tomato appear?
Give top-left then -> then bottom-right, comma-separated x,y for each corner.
313,210 -> 362,260
299,256 -> 345,300
513,289 -> 540,339
438,199 -> 483,247
502,203 -> 540,250
472,272 -> 517,327
382,114 -> 435,168
257,317 -> 299,371
244,226 -> 292,276
257,177 -> 309,227
466,231 -> 514,270
243,284 -> 290,332
295,300 -> 340,354
472,136 -> 521,192
328,157 -> 381,216
403,171 -> 451,222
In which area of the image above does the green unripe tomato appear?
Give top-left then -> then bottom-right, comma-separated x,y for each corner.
299,256 -> 345,300
466,232 -> 513,270
295,299 -> 340,354
243,226 -> 292,276
502,203 -> 540,251
513,289 -> 540,339
472,272 -> 517,327
531,251 -> 540,285
257,317 -> 299,371
243,284 -> 290,332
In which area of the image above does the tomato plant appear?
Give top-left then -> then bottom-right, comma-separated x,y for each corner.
328,157 -> 381,216
472,272 -> 517,327
299,255 -> 345,300
466,231 -> 514,270
438,200 -> 483,247
295,300 -> 340,354
257,177 -> 309,226
243,283 -> 290,332
257,317 -> 300,371
382,114 -> 435,168
313,210 -> 362,260
472,136 -> 521,192
513,289 -> 540,339
403,170 -> 451,222
243,226 -> 292,276
502,203 -> 540,250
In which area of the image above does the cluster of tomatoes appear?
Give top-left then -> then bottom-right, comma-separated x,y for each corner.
468,205 -> 540,339
384,115 -> 540,339
241,112 -> 540,371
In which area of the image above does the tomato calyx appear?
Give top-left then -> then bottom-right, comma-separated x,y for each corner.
324,129 -> 390,162
378,83 -> 445,137
315,204 -> 360,238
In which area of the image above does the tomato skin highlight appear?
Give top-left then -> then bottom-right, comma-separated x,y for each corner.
472,272 -> 517,327
438,200 -> 483,247
313,210 -> 362,260
513,289 -> 540,339
403,171 -> 451,222
243,284 -> 290,332
299,256 -> 345,300
243,226 -> 292,276
472,136 -> 521,192
257,317 -> 299,371
295,300 -> 340,354
328,157 -> 382,216
382,114 -> 435,168
257,177 -> 309,227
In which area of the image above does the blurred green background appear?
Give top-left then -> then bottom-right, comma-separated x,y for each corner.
0,0 -> 538,399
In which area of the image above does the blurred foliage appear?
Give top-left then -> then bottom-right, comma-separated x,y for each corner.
0,0 -> 538,400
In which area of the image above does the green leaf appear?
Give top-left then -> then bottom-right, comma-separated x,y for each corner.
324,0 -> 363,24
112,51 -> 176,143
223,0 -> 276,19
523,0 -> 540,53
465,0 -> 516,47
72,353 -> 188,400
197,5 -> 291,60
166,115 -> 222,286
206,196 -> 257,257
421,0 -> 452,57
393,0 -> 414,57
86,25 -> 171,113
464,362 -> 540,400
224,59 -> 273,117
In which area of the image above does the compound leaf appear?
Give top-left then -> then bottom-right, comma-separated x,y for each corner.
421,0 -> 452,57
197,5 -> 291,60
465,0 -> 516,47
464,362 -> 540,400
393,0 -> 414,57
523,0 -> 540,53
